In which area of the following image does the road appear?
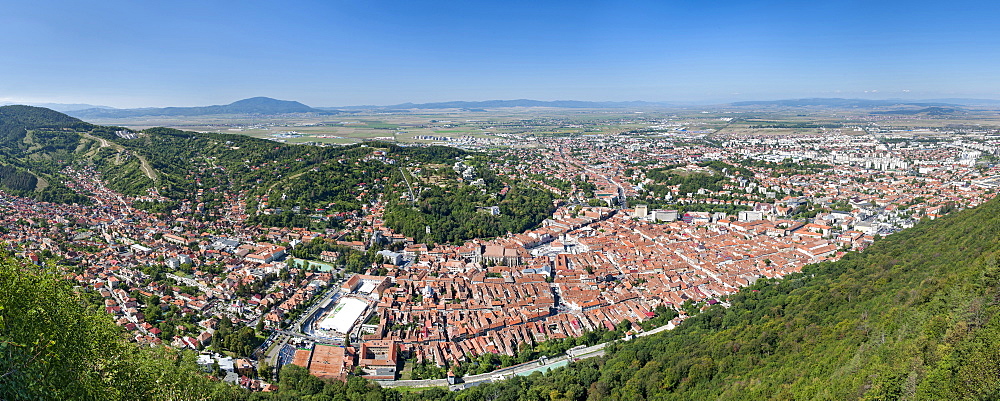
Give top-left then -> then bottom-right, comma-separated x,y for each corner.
382,320 -> 679,390
80,132 -> 158,181
583,165 -> 625,208
566,342 -> 606,358
636,322 -> 675,337
267,287 -> 345,344
260,333 -> 290,368
271,329 -> 346,345
399,167 -> 416,205
379,356 -> 572,389
294,287 -> 340,333
266,169 -> 310,194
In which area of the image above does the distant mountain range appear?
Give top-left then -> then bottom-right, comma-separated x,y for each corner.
870,106 -> 965,116
66,97 -> 336,118
30,96 -> 1000,120
0,102 -> 113,113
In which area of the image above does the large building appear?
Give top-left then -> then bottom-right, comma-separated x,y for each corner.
652,209 -> 678,222
309,344 -> 355,382
341,274 -> 391,297
357,340 -> 398,380
317,297 -> 369,335
633,204 -> 648,219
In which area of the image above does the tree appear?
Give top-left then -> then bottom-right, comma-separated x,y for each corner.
257,360 -> 271,381
0,254 -> 239,400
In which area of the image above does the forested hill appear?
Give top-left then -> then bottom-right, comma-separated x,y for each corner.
0,105 -> 91,147
0,105 -> 89,130
0,105 -> 95,203
0,106 -> 556,243
413,193 -> 1000,400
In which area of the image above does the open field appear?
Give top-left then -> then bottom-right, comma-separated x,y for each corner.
78,105 -> 1000,147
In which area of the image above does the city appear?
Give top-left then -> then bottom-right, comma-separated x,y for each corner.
3,108 -> 998,392
5,0 -> 1000,398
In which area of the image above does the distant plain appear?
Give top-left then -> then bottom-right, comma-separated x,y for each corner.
78,104 -> 1000,147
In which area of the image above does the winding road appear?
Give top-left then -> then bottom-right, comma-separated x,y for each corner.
80,132 -> 158,181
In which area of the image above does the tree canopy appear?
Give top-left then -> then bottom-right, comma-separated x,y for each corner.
0,254 -> 240,400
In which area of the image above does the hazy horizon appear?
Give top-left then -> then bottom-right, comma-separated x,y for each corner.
8,95 -> 1000,112
3,0 -> 1000,108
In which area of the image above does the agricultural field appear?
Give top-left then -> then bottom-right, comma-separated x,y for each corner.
78,103 -> 1000,149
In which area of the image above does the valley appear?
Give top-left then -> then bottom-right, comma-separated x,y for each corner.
4,101 -> 1000,400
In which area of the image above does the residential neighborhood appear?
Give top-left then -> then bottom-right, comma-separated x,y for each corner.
3,118 -> 1000,390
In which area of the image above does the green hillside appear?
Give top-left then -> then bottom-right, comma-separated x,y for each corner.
0,105 -> 89,139
0,105 -> 555,242
0,254 -> 242,400
0,105 -> 95,202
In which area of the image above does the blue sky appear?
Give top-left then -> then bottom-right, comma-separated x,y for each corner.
1,0 -> 999,107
